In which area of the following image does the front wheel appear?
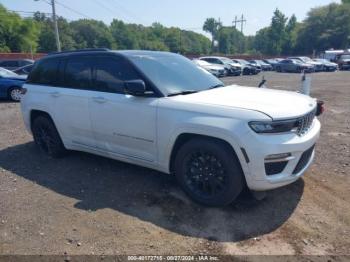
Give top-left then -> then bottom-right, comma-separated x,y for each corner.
174,138 -> 244,206
8,87 -> 22,102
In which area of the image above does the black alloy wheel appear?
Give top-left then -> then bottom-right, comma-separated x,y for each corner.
174,138 -> 244,206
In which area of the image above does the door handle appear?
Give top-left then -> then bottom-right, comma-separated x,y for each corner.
49,91 -> 61,97
92,97 -> 107,103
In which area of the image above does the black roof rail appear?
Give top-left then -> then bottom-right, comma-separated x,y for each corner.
47,48 -> 110,56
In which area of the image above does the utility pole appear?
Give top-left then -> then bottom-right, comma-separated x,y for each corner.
232,14 -> 247,34
34,0 -> 61,51
51,0 -> 61,52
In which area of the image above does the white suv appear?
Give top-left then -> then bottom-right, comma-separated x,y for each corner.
21,49 -> 321,206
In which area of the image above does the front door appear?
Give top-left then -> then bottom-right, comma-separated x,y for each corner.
88,56 -> 158,163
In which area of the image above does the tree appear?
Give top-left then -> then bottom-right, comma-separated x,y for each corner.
0,4 -> 39,52
296,3 -> 350,54
70,19 -> 116,49
267,9 -> 288,55
203,18 -> 222,52
283,14 -> 298,55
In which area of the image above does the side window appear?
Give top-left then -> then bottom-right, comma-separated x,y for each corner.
64,56 -> 92,90
1,61 -> 18,67
27,59 -> 59,86
94,57 -> 140,93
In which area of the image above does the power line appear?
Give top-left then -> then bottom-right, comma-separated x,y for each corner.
111,0 -> 146,24
91,0 -> 132,23
8,10 -> 52,15
54,0 -> 93,19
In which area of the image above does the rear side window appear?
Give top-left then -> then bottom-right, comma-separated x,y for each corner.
94,57 -> 140,93
27,58 -> 59,86
0,60 -> 18,67
64,56 -> 92,90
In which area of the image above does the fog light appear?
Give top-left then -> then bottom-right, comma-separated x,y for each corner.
265,153 -> 292,162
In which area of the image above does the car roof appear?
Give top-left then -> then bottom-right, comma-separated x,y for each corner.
47,49 -> 177,58
200,56 -> 230,60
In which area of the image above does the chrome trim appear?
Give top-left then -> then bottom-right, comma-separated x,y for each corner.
265,156 -> 296,163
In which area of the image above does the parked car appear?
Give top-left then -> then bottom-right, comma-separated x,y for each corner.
193,59 -> 226,77
13,64 -> 34,76
0,67 -> 26,101
275,59 -> 314,73
335,53 -> 350,70
313,59 -> 338,72
232,59 -> 260,75
289,57 -> 323,72
199,56 -> 242,76
21,49 -> 321,206
249,60 -> 273,71
0,59 -> 34,70
263,59 -> 280,70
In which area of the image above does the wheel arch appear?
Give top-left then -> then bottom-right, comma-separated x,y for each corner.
30,110 -> 55,133
168,133 -> 246,180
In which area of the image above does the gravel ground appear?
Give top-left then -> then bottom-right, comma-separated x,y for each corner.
0,71 -> 349,257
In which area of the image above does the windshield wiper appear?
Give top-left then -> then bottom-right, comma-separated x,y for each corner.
209,84 -> 225,90
167,90 -> 199,97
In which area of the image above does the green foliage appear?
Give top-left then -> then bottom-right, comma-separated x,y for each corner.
203,18 -> 222,51
296,3 -> 350,54
0,2 -> 349,56
0,4 -> 40,52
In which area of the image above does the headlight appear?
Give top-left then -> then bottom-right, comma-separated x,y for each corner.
249,119 -> 299,134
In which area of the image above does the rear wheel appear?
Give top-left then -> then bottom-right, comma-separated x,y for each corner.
8,87 -> 22,102
174,138 -> 244,206
32,116 -> 67,158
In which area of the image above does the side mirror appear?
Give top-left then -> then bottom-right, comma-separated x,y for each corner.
124,80 -> 146,96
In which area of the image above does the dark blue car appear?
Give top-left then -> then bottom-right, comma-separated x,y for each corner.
0,67 -> 26,101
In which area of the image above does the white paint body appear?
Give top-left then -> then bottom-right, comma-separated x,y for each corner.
21,84 -> 321,191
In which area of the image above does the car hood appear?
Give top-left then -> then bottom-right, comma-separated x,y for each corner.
203,64 -> 224,70
172,85 -> 317,120
228,62 -> 242,68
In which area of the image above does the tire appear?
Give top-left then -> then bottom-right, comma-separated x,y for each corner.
276,66 -> 281,72
174,138 -> 244,206
8,87 -> 22,102
32,116 -> 67,158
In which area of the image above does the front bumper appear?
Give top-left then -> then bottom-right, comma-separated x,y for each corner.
239,118 -> 321,191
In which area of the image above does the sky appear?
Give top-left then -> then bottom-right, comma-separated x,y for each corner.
0,0 -> 341,37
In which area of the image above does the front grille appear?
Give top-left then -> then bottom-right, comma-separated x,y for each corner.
265,161 -> 288,176
293,145 -> 315,174
296,108 -> 316,136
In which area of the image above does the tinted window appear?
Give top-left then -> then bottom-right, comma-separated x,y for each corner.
0,60 -> 18,67
94,57 -> 140,93
64,56 -> 92,89
21,60 -> 33,66
27,58 -> 59,85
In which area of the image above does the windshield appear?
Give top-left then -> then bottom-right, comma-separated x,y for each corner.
220,57 -> 234,63
235,59 -> 249,65
0,67 -> 18,77
292,59 -> 303,64
300,57 -> 313,62
341,55 -> 350,59
129,53 -> 223,96
194,59 -> 210,66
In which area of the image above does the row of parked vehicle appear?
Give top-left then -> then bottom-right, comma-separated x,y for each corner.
193,54 -> 350,77
1,52 -> 350,101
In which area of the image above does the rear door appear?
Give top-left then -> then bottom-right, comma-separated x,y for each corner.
51,56 -> 95,149
88,55 -> 158,163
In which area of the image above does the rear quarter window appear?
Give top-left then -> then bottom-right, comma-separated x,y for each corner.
27,58 -> 60,86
